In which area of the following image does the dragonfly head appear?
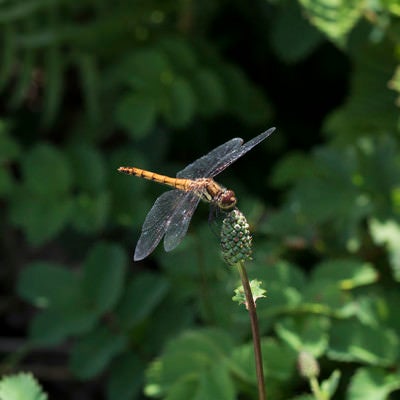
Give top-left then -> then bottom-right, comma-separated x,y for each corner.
218,189 -> 237,210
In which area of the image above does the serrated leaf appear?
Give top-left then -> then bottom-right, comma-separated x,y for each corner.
82,242 -> 127,314
17,262 -> 80,309
232,279 -> 266,306
329,320 -> 399,365
347,367 -> 400,400
69,326 -> 127,379
298,0 -> 364,47
115,272 -> 170,329
0,372 -> 47,400
107,353 -> 145,400
115,94 -> 157,138
21,143 -> 72,197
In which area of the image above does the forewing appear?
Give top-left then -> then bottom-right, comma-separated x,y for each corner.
177,138 -> 243,178
134,190 -> 188,261
208,127 -> 276,177
164,193 -> 201,252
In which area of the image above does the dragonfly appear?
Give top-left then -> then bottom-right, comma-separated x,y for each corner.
119,127 -> 276,261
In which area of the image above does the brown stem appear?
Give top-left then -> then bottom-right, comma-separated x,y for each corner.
237,261 -> 266,400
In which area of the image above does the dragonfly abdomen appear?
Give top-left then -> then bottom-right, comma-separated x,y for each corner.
118,166 -> 190,190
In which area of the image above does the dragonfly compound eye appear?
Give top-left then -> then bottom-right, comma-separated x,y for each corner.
219,189 -> 237,210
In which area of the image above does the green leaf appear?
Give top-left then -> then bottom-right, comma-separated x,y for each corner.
324,41 -> 398,141
71,191 -> 110,233
320,370 -> 341,398
158,36 -> 197,72
0,372 -> 47,400
107,353 -> 145,400
123,49 -> 171,89
115,94 -> 157,138
369,218 -> 400,281
82,242 -> 127,314
17,262 -> 80,309
298,0 -> 364,47
29,307 -> 97,346
275,316 -> 330,356
21,143 -> 72,198
194,362 -> 236,400
231,338 -> 296,383
329,320 -> 399,365
145,329 -> 234,396
69,326 -> 127,379
347,367 -> 400,400
311,259 -> 378,289
115,272 -> 170,329
232,279 -> 266,306
270,1 -> 324,63
9,190 -> 72,246
270,151 -> 314,188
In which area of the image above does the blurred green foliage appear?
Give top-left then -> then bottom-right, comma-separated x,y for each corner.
1,0 -> 400,399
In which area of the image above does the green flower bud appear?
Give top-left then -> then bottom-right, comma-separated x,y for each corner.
298,351 -> 320,379
221,209 -> 252,266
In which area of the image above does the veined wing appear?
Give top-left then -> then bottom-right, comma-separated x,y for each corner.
208,127 -> 276,178
177,138 -> 243,179
134,190 -> 199,261
176,127 -> 275,179
164,193 -> 201,251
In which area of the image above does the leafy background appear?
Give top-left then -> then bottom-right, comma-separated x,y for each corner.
1,0 -> 400,399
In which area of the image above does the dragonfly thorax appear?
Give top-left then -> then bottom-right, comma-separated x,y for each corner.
190,178 -> 237,210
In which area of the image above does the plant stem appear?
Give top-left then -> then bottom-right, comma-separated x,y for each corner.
237,260 -> 266,400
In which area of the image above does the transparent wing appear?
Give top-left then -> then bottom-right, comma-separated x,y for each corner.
134,190 -> 200,261
207,127 -> 276,177
164,193 -> 201,252
176,127 -> 275,179
176,138 -> 243,178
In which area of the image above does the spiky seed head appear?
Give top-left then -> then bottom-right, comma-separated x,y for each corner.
221,209 -> 252,266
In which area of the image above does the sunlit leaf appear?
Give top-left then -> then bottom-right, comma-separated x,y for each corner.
347,367 -> 400,400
